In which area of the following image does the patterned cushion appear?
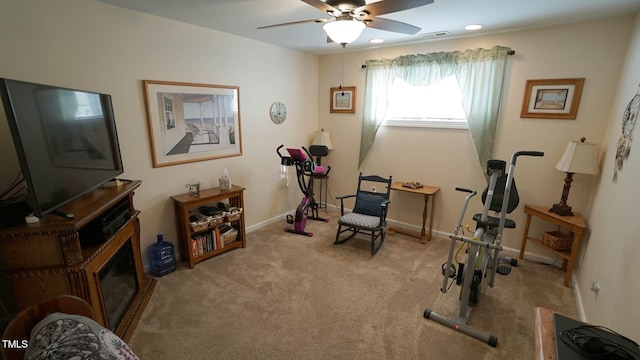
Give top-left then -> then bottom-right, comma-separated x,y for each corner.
25,312 -> 139,360
338,212 -> 382,230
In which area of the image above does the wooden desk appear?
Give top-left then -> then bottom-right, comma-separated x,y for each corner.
388,182 -> 440,243
518,204 -> 587,287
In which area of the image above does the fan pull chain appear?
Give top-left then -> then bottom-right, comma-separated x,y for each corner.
340,55 -> 345,95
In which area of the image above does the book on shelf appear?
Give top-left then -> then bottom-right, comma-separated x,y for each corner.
214,227 -> 222,250
218,224 -> 233,235
205,231 -> 213,252
191,238 -> 198,259
191,224 -> 236,258
197,236 -> 204,256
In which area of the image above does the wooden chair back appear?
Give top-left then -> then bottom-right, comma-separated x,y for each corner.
353,174 -> 393,218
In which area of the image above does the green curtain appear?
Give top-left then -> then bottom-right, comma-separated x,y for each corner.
360,46 -> 512,169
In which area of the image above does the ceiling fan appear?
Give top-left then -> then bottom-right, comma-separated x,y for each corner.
258,0 -> 435,47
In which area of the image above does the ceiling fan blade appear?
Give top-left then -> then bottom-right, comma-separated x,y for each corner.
357,0 -> 434,18
257,18 -> 329,30
366,17 -> 421,34
301,0 -> 339,14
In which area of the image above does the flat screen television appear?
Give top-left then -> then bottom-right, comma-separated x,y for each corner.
0,78 -> 123,218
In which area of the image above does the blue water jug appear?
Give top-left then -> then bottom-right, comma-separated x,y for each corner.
149,234 -> 176,277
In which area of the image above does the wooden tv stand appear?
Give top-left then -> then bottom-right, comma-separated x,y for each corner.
0,180 -> 155,342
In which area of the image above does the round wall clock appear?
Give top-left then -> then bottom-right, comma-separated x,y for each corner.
270,102 -> 287,124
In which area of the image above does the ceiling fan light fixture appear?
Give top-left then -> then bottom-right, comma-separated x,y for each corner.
323,19 -> 366,46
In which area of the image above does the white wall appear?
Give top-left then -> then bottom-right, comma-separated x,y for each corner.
319,16 -> 634,255
0,0 -> 319,261
578,15 -> 640,341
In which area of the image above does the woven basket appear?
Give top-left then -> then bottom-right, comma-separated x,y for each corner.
542,231 -> 573,250
209,214 -> 224,227
221,228 -> 238,245
225,208 -> 243,222
190,221 -> 209,233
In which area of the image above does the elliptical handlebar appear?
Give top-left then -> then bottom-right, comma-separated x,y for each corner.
455,187 -> 476,194
452,187 -> 477,234
510,151 -> 544,165
514,150 -> 544,157
499,150 -> 544,218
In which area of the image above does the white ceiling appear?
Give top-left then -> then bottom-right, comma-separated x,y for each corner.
96,0 -> 640,55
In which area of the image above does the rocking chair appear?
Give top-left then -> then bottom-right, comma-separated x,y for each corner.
334,173 -> 392,255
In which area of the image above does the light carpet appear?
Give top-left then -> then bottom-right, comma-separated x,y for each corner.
129,209 -> 577,359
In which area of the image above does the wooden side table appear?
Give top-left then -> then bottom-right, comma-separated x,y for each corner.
387,182 -> 440,244
518,204 -> 587,287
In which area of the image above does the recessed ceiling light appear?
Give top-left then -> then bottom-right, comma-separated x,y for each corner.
465,24 -> 483,31
370,38 -> 384,44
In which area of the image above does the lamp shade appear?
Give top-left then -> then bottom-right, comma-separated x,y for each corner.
555,139 -> 599,175
323,20 -> 365,46
312,130 -> 334,150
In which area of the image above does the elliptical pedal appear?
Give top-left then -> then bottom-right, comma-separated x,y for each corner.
496,257 -> 517,276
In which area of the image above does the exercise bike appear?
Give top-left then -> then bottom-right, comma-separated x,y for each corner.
277,145 -> 331,237
424,150 -> 543,347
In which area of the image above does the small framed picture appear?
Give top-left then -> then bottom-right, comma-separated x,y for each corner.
330,86 -> 356,113
520,78 -> 585,119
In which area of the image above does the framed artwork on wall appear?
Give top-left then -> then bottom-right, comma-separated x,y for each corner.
330,86 -> 356,113
520,78 -> 585,119
143,80 -> 242,168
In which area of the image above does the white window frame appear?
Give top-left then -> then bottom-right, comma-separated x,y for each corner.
383,118 -> 468,129
382,75 -> 469,130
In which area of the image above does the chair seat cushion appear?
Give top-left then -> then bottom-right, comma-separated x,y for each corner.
472,214 -> 516,229
25,312 -> 139,360
338,213 -> 382,230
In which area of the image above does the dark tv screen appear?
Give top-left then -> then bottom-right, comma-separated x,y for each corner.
0,78 -> 124,217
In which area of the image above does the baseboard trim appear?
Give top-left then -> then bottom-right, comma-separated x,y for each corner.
385,217 -> 557,263
573,275 -> 587,321
246,213 -> 561,266
246,214 -> 285,233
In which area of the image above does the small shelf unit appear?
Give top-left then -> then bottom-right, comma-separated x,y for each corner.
171,185 -> 246,269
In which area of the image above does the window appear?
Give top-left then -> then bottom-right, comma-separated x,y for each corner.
73,92 -> 103,119
383,75 -> 467,129
163,96 -> 176,129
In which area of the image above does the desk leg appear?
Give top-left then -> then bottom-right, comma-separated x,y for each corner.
563,233 -> 582,287
388,193 -> 435,244
420,194 -> 434,244
519,213 -> 533,260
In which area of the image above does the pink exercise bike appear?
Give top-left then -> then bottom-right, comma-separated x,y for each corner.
277,145 -> 331,237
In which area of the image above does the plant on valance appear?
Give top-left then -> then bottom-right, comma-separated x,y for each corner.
360,46 -> 512,169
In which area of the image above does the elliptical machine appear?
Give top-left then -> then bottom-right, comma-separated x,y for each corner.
424,150 -> 543,347
277,145 -> 331,237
